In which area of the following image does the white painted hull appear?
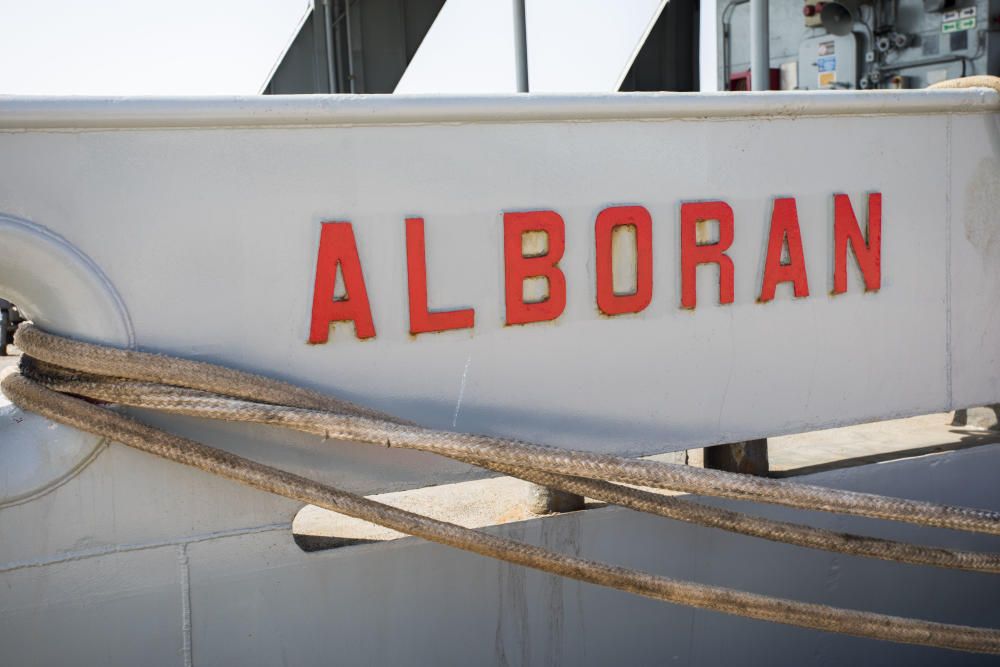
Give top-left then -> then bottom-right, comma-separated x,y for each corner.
1,90 -> 998,664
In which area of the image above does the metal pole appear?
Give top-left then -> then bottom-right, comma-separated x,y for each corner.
331,0 -> 345,93
749,0 -> 769,91
322,0 -> 337,93
512,0 -> 529,92
344,0 -> 356,93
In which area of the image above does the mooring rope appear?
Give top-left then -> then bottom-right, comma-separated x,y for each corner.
14,326 -> 1000,536
929,75 -> 1000,95
3,324 -> 999,654
20,353 -> 1000,574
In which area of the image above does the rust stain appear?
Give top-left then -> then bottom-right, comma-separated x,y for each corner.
694,217 -> 718,245
520,229 -> 549,258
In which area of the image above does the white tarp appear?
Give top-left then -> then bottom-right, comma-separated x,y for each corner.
395,0 -> 668,93
0,0 -> 311,95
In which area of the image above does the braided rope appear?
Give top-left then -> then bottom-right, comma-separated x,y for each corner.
16,326 -> 1000,535
23,367 -> 1000,574
929,75 -> 1000,95
3,324 -> 1000,653
4,374 -> 999,654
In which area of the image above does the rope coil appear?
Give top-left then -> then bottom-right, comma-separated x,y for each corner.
4,323 -> 1000,654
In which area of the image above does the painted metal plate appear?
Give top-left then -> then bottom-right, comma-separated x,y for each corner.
0,91 -> 997,494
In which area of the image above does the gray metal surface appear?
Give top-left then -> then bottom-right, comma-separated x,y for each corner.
750,0 -> 769,90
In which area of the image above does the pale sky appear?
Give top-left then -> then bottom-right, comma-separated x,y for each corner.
0,0 -> 311,95
396,0 -> 667,94
0,0 -> 720,97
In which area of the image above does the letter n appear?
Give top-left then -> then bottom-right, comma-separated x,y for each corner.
833,193 -> 881,294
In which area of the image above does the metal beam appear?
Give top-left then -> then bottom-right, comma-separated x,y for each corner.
749,0 -> 769,91
344,0 -> 357,92
512,0 -> 529,92
322,0 -> 338,93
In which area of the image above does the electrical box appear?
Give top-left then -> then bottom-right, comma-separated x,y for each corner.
798,33 -> 859,89
722,0 -> 999,92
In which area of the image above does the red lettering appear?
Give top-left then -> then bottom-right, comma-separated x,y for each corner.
680,201 -> 734,309
758,197 -> 810,302
405,217 -> 475,335
595,206 -> 653,316
833,193 -> 881,294
308,222 -> 376,342
503,211 -> 566,325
